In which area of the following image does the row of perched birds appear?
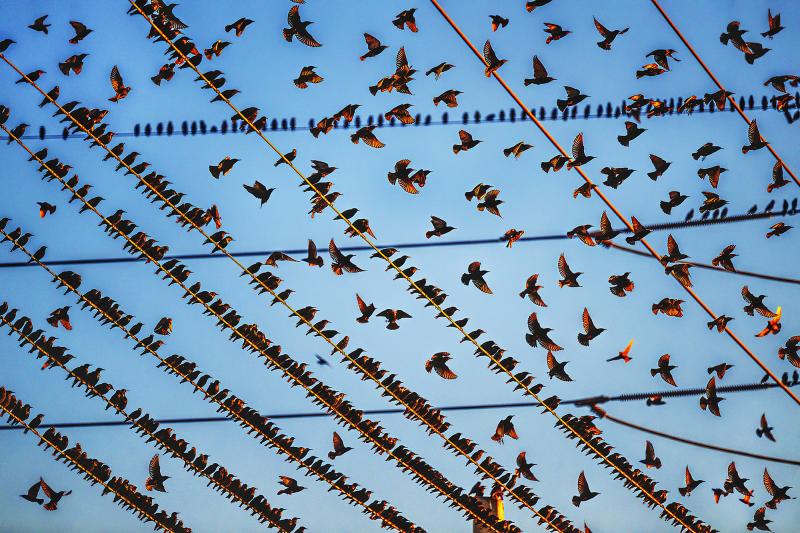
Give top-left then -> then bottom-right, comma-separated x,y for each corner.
0,386 -> 192,532
0,301 -> 303,532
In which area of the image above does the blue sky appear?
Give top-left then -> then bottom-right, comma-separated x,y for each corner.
1,1 -> 799,531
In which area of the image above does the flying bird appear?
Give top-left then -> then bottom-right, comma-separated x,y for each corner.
617,121 -> 646,146
651,354 -> 677,386
607,339 -> 634,363
355,293 -> 375,323
699,377 -> 725,416
519,274 -> 546,307
20,481 -> 44,505
707,315 -> 734,333
543,23 -> 570,44
482,40 -> 507,77
557,253 -> 581,288
491,415 -> 518,443
209,156 -> 240,179
640,440 -> 662,469
242,180 -> 274,207
679,467 -> 704,497
746,507 -> 771,532
652,298 -> 684,317
453,129 -> 481,154
567,133 -> 594,168
46,306 -> 72,330
302,239 -> 323,267
526,312 -> 562,351
476,189 -> 503,217
503,141 -> 532,158
37,202 -> 56,218
329,239 -> 363,275
108,66 -> 132,102
741,286 -> 776,317
490,15 -> 509,32
283,6 -> 321,47
393,9 -> 418,32
593,18 -> 628,50
742,120 -> 767,153
756,414 -> 775,442
577,307 -> 604,346
646,49 -> 680,70
376,308 -> 412,330
225,17 -> 254,37
293,66 -> 323,88
707,362 -> 734,379
328,431 -> 352,460
277,476 -> 306,495
425,352 -> 457,380
68,21 -> 92,44
58,54 -> 88,76
660,191 -> 689,215
572,471 -> 599,507
766,222 -> 791,238
39,478 -> 71,511
461,261 -> 492,294
546,351 -> 572,381
524,55 -> 555,85
360,33 -> 387,61
515,452 -> 537,481
761,9 -> 784,38
763,468 -> 791,509
350,126 -> 385,148
145,454 -> 169,492
432,89 -> 462,107
426,216 -> 455,239
557,86 -> 589,112
28,15 -> 51,34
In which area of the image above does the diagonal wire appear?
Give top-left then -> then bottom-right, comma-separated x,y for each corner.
428,0 -> 799,408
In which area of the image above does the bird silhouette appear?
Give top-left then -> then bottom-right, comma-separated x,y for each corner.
524,55 -> 555,85
546,351 -> 572,381
526,312 -> 562,351
360,33 -> 387,61
543,22 -> 570,44
756,414 -> 775,441
425,352 -> 457,380
577,308 -> 604,346
572,471 -> 599,506
283,6 -> 321,47
640,440 -> 662,469
594,17 -> 628,50
20,481 -> 44,505
277,476 -> 306,495
491,415 -> 518,443
607,339 -> 634,363
39,478 -> 71,510
461,261 -> 492,294
108,66 -> 132,102
327,431 -> 352,460
651,354 -> 677,386
679,466 -> 704,497
355,293 -> 375,323
145,454 -> 169,492
28,15 -> 51,34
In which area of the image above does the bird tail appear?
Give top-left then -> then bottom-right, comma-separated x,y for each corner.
540,162 -> 552,173
502,147 -> 513,157
659,201 -> 671,214
556,99 -> 568,112
617,135 -> 629,147
425,230 -> 434,239
678,487 -> 688,497
282,28 -> 293,42
525,334 -> 537,347
597,41 -> 611,51
691,152 -> 700,160
368,85 -> 379,96
571,496 -> 581,507
651,304 -> 659,315
699,397 -> 708,411
756,429 -> 764,437
208,166 -> 220,179
43,501 -> 57,511
741,146 -> 749,154
650,368 -> 659,377
624,235 -> 638,245
577,333 -> 589,346
523,78 -> 534,86
452,144 -> 462,154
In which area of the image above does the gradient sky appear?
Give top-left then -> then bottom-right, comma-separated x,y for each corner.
1,1 -> 799,532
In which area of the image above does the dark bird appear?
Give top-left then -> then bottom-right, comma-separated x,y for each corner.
515,452 -> 537,481
68,21 -> 93,44
39,478 -> 71,511
28,15 -> 51,34
577,307 -> 604,346
154,317 -> 172,336
0,39 -> 15,53
640,440 -> 662,469
283,6 -> 321,47
465,182 -> 492,202
209,156 -> 240,179
741,286 -> 776,317
329,239 -> 363,275
617,121 -> 645,146
660,191 -> 688,215
376,309 -> 411,330
360,33 -> 387,61
557,253 -> 581,288
636,63 -> 666,78
625,216 -> 651,245
707,315 -> 734,333
350,126 -> 385,148
327,431 -> 352,460
572,471 -> 599,507
593,18 -> 628,50
15,70 -> 44,85
600,166 -> 634,189
225,17 -> 254,37
520,274 -> 546,307
767,161 -> 789,193
490,15 -> 509,32
692,142 -> 722,160
647,49 -> 680,70
524,55 -> 555,85
567,133 -> 594,168
707,362 -> 734,379
763,469 -> 791,509
355,293 -> 375,323
293,66 -> 323,89
108,66 -> 132,102
453,129 -> 481,154
432,88 -> 462,107
546,351 -> 572,381
501,228 -> 524,248
425,352 -> 457,380
699,191 -> 727,214
7,122 -> 29,143
594,211 -> 619,243
274,148 -> 296,167
543,22 -> 570,44
526,312 -> 562,351
58,54 -> 88,76
385,103 -> 415,125
491,415 -> 518,443
315,354 -> 329,366
277,476 -> 306,495
711,245 -> 737,272
557,86 -> 588,112
46,306 -> 72,330
302,239 -> 323,267
746,507 -> 771,532
476,189 -> 503,217
651,354 -> 677,386
652,297 -> 684,317
242,180 -> 274,207
700,377 -> 724,416
761,9 -> 784,38
503,141 -> 532,158
37,202 -> 57,218
744,42 -> 770,64
720,21 -> 752,54
426,62 -> 454,80
482,40 -> 507,77
607,339 -> 634,363
756,414 -> 775,442
679,467 -> 704,496
426,216 -> 455,239
20,481 -> 44,505
766,221 -> 791,239
526,0 -> 553,11
393,9 -> 418,32
145,454 -> 169,492
742,120 -> 767,154
461,261 -> 492,294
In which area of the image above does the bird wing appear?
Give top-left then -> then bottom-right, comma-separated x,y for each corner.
630,216 -> 644,234
38,478 -> 55,499
582,307 -> 594,333
395,309 -> 412,319
741,285 -> 756,304
558,253 -> 571,278
546,351 -> 557,371
364,33 -> 381,50
544,23 -> 561,31
667,235 -> 681,257
458,129 -> 473,143
483,40 -> 498,63
328,239 -> 345,263
355,293 -> 369,314
434,362 -> 457,380
149,454 -> 162,477
532,55 -> 547,78
577,471 -> 590,496
287,6 -> 301,27
747,120 -> 760,145
468,261 -> 482,274
593,18 -> 610,37
70,20 -> 87,34
564,85 -> 581,98
516,451 -> 528,469
527,312 -> 540,334
110,66 -> 124,92
359,128 -> 385,148
430,215 -> 447,229
599,212 -> 613,235
332,431 -> 345,452
395,46 -> 409,71
763,469 -> 777,496
645,440 -> 655,460
685,466 -> 694,485
658,354 -> 671,367
306,239 -> 318,259
279,476 -> 295,488
571,133 -> 585,159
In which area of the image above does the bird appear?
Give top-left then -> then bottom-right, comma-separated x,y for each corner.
68,21 -> 92,43
461,261 -> 492,294
209,156 -> 240,179
145,454 -> 169,492
625,216 -> 651,245
707,363 -> 734,379
376,309 -> 412,330
39,478 -> 71,511
567,133 -> 594,168
543,22 -> 570,44
707,315 -> 734,333
453,129 -> 481,154
742,120 -> 767,153
692,142 -> 722,160
108,66 -> 132,102
0,39 -> 15,53
329,239 -> 363,275
327,431 -> 352,460
360,33 -> 387,61
679,467 -> 705,496
46,306 -> 72,330
720,21 -> 752,53
489,15 -> 509,32
744,41 -> 771,64
274,149 -> 297,167
546,351 -> 572,381
392,9 -> 418,32
432,89 -> 462,107
515,452 -> 537,481
465,183 -> 493,202
526,0 -> 553,11
756,414 -> 775,442
766,222 -> 791,238
501,228 -> 524,248
607,339 -> 634,363
225,17 -> 254,37
491,415 -> 518,443
503,141 -> 532,158
557,86 -> 589,112
242,180 -> 274,207
314,354 -> 329,366
302,239 -> 323,267
482,40 -> 507,77
20,481 -> 44,505
593,18 -> 628,50
652,297 -> 684,317
746,507 -> 772,531
425,352 -> 457,380
154,317 -> 172,336
355,294 -> 375,323
350,126 -> 385,148
640,440 -> 662,469
660,191 -> 688,215
426,216 -> 455,238
647,49 -> 680,70
293,66 -> 323,89
58,54 -> 88,76
617,121 -> 646,146
277,476 -> 306,495
283,6 -> 321,47
557,253 -> 582,288
476,189 -> 503,217
699,191 -> 727,214
527,313 -> 562,352
762,9 -> 784,38
767,161 -> 789,193
651,354 -> 677,386
572,471 -> 599,507
28,15 -> 51,34
519,274 -> 546,307
763,468 -> 791,509
384,103 -> 415,125
577,308 -> 604,346
741,286 -> 777,317
37,202 -> 57,218
524,55 -> 555,86
636,63 -> 666,78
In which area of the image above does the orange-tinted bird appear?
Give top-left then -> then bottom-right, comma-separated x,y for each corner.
108,66 -> 132,102
762,9 -> 784,38
572,471 -> 599,507
154,317 -> 172,335
707,315 -> 734,333
524,55 -> 555,85
461,261 -> 492,294
293,66 -> 323,88
707,362 -> 734,379
426,216 -> 455,239
519,274 -> 546,307
453,129 -> 481,154
546,351 -> 572,381
594,17 -> 628,50
607,339 -> 634,363
37,202 -> 56,218
360,33 -> 387,61
46,306 -> 72,330
283,6 -> 321,47
660,191 -> 688,215
58,54 -> 88,76
39,478 -> 71,511
329,239 -> 363,275
501,228 -> 524,248
376,309 -> 411,330
755,306 -> 781,337
392,9 -> 418,32
699,191 -> 728,214
477,190 -> 503,217
700,377 -> 724,416
543,23 -> 570,44
756,414 -> 775,442
763,469 -> 790,510
636,63 -> 666,78
490,15 -> 509,32
384,103 -> 415,124
567,133 -> 594,168
577,307 -> 604,346
482,40 -> 507,77
302,239 -> 323,268
145,454 -> 169,492
515,451 -> 537,481
68,21 -> 92,44
432,89 -> 461,107
742,120 -> 767,153
608,272 -> 634,297
652,297 -> 684,317
209,156 -> 239,179
526,312 -> 562,351
225,17 -> 254,37
741,286 -> 777,317
327,431 -> 352,460
491,415 -> 518,443
679,467 -> 704,496
640,440 -> 662,469
557,253 -> 581,288
767,161 -> 789,193
646,49 -> 680,70
355,293 -> 375,324
766,222 -> 791,238
350,126 -> 385,148
651,354 -> 677,386
425,352 -> 457,379
557,86 -> 589,112
277,476 -> 306,495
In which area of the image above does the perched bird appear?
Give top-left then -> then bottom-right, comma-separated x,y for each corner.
277,476 -> 306,495
557,86 -> 589,112
329,239 -> 363,275
108,66 -> 132,102
503,141 -> 532,158
742,120 -> 767,154
519,274 -> 546,307
242,180 -> 274,207
746,507 -> 771,532
482,40 -> 507,77
20,481 -> 44,505
355,294 -> 375,323
617,121 -> 645,146
577,308 -> 604,346
651,354 -> 677,386
327,431 -> 352,460
766,222 -> 791,238
526,312 -> 562,351
491,415 -> 518,443
376,309 -> 411,330
762,9 -> 784,38
572,471 -> 599,507
546,351 -> 572,381
607,339 -> 634,363
302,239 -> 323,267
524,55 -> 555,85
640,440 -> 662,469
543,23 -> 570,44
209,156 -> 240,179
37,202 -> 57,218
593,18 -> 628,50
679,467 -> 705,496
426,216 -> 455,238
453,129 -> 481,154
515,451 -> 537,481
756,413 -> 775,442
393,9 -> 418,32
707,362 -> 734,379
461,261 -> 492,294
68,21 -> 92,44
39,478 -> 71,511
283,6 -> 321,47
425,352 -> 457,380
29,15 -> 51,34
741,286 -> 776,317
0,39 -> 15,53
360,33 -> 387,61
660,191 -> 688,215
350,126 -> 385,148
145,454 -> 169,492
557,253 -> 581,288
567,133 -> 594,168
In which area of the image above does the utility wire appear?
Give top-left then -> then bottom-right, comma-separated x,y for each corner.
0,208 -> 793,269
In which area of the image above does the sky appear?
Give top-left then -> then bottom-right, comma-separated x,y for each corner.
1,0 -> 799,532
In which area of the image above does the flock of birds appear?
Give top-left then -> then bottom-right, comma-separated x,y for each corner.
1,0 -> 798,532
